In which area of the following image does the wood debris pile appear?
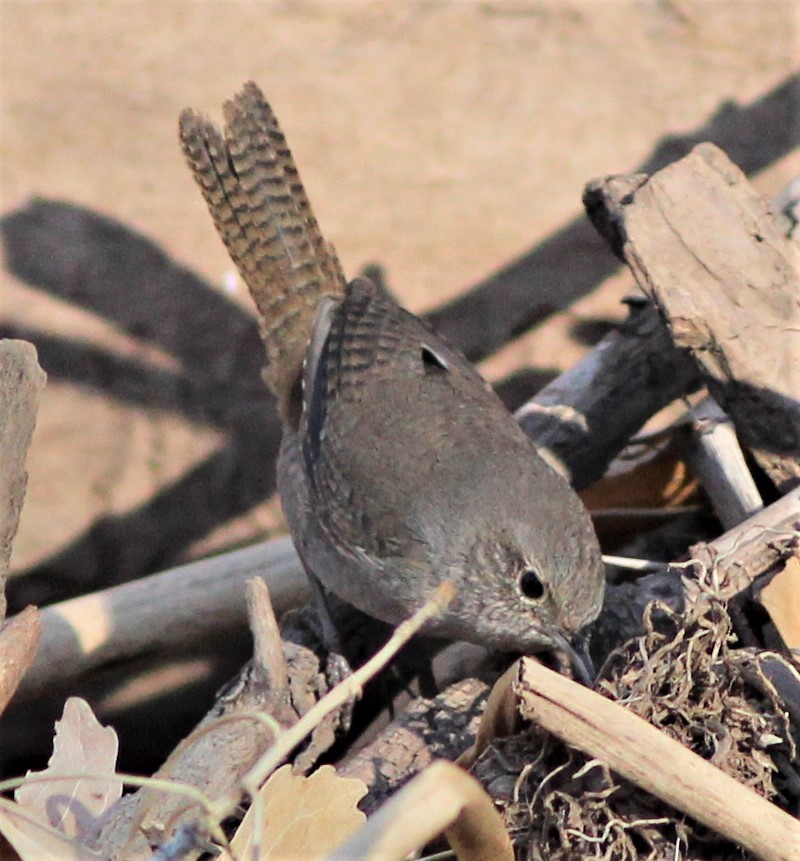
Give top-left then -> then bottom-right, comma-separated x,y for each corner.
0,120 -> 798,861
473,601 -> 799,860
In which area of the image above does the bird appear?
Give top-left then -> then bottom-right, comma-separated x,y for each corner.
178,82 -> 605,678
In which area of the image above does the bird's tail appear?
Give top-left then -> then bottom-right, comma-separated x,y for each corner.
179,82 -> 346,420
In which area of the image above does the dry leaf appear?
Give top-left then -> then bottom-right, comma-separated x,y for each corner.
457,661 -> 521,770
326,760 -> 514,861
759,556 -> 800,648
15,697 -> 122,842
0,797 -> 103,861
580,444 -> 698,512
226,764 -> 367,860
580,446 -> 700,549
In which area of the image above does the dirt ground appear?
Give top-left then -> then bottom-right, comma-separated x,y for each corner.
1,1 -> 798,596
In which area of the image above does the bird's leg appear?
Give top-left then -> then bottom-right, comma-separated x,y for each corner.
303,566 -> 356,731
305,568 -> 352,681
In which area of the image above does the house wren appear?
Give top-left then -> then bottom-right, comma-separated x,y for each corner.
179,83 -> 605,669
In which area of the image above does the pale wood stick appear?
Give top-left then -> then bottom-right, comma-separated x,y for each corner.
681,395 -> 764,529
517,657 -> 800,861
683,484 -> 800,603
14,537 -> 309,703
246,577 -> 289,691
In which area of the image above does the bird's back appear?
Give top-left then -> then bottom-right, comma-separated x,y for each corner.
298,279 -> 568,563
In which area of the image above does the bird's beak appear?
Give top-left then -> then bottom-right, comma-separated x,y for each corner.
549,630 -> 596,686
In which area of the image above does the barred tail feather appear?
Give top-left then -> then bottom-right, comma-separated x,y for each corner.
178,82 -> 346,418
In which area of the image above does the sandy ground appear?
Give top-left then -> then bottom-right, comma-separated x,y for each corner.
1,0 -> 798,584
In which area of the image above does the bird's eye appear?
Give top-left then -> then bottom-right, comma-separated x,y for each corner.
519,568 -> 545,600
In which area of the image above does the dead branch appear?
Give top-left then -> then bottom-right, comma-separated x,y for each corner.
14,537 -> 309,704
0,339 -> 45,621
241,584 -> 455,795
584,143 -> 800,492
682,484 -> 800,604
0,606 -> 40,715
589,485 -> 799,660
339,676 -> 490,816
516,173 -> 799,496
515,297 -> 698,489
97,578 -> 323,860
97,586 -> 455,858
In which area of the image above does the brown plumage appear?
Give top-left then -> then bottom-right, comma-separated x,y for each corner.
179,83 -> 605,664
179,82 -> 345,421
